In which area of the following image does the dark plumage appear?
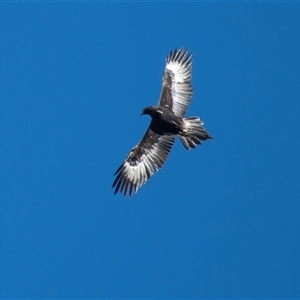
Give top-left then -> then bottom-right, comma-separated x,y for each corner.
112,48 -> 212,197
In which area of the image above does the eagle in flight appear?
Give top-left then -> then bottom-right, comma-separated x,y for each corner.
112,48 -> 212,197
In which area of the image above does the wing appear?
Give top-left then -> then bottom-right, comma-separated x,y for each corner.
112,128 -> 175,197
158,48 -> 193,117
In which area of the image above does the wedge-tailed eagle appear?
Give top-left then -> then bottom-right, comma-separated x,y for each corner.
112,48 -> 212,197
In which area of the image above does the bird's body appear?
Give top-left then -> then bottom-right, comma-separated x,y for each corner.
112,48 -> 212,197
142,106 -> 183,135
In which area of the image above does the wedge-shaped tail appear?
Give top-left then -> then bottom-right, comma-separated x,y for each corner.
179,117 -> 212,150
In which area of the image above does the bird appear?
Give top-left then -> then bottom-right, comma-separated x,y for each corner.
112,48 -> 212,197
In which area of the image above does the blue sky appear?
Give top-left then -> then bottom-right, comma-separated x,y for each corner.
1,2 -> 300,299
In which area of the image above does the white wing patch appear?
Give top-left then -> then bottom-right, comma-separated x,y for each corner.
165,48 -> 193,117
112,134 -> 174,197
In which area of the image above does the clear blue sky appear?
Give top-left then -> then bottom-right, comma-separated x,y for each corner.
1,2 -> 299,299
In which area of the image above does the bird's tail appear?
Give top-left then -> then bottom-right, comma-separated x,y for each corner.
178,117 -> 212,150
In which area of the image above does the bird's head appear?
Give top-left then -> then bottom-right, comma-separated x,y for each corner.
140,106 -> 156,116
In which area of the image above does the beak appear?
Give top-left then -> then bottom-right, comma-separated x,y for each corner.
140,110 -> 145,116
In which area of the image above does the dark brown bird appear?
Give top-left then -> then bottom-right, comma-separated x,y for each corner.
112,48 -> 212,197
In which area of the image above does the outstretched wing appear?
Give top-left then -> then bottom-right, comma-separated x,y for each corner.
112,129 -> 175,197
158,48 -> 193,117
